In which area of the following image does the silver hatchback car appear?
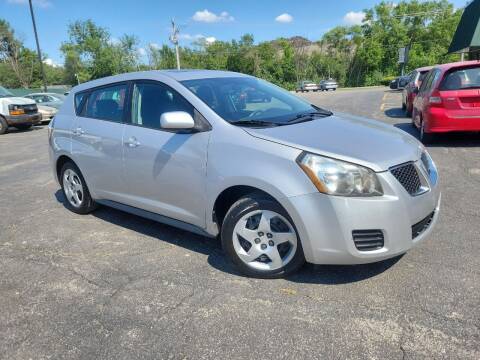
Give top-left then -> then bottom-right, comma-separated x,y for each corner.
49,70 -> 440,278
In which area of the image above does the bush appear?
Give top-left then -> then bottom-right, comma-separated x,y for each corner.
381,75 -> 397,86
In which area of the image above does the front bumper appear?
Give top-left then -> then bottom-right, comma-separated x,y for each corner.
5,113 -> 42,126
40,113 -> 55,122
282,163 -> 441,265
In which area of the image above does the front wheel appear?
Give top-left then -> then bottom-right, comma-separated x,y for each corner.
221,194 -> 305,278
0,117 -> 8,135
60,162 -> 97,214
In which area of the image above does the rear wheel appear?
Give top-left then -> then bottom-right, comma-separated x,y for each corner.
0,117 -> 7,135
420,120 -> 435,144
221,194 -> 305,278
60,162 -> 97,214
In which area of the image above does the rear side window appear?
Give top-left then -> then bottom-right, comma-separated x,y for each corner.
74,92 -> 88,115
420,70 -> 441,92
130,82 -> 193,130
440,66 -> 480,91
418,71 -> 429,83
85,83 -> 127,122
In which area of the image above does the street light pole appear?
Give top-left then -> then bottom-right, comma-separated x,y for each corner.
28,0 -> 48,92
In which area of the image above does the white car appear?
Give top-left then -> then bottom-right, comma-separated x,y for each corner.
38,105 -> 58,124
320,79 -> 338,91
0,86 -> 41,134
295,81 -> 320,92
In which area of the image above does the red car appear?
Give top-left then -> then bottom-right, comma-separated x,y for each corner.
402,66 -> 433,116
412,60 -> 480,143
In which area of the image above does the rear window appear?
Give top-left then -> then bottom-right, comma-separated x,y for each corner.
84,83 -> 127,122
418,71 -> 429,82
74,92 -> 88,115
440,66 -> 480,91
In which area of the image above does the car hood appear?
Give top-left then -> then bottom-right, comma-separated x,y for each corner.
1,96 -> 36,105
243,112 -> 423,172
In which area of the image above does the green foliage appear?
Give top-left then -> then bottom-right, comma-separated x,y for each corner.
0,19 -> 63,88
60,20 -> 140,84
0,1 -> 464,90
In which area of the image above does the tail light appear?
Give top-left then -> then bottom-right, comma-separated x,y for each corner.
428,91 -> 443,106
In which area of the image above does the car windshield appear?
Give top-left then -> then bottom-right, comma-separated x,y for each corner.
181,77 -> 331,126
440,66 -> 480,90
0,86 -> 14,98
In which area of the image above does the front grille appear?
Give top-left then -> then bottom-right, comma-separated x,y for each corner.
352,230 -> 384,251
412,212 -> 435,239
390,163 -> 421,195
20,104 -> 38,114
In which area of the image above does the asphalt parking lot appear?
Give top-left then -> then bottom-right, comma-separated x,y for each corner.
1,87 -> 479,359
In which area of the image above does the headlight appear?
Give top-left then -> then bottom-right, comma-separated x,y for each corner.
420,150 -> 438,185
297,152 -> 383,197
8,104 -> 25,115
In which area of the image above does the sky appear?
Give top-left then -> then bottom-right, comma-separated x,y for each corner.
0,0 -> 470,66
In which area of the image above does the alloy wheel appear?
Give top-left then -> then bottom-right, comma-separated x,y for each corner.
62,168 -> 84,208
232,210 -> 297,271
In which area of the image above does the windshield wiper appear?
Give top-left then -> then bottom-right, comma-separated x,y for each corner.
230,120 -> 280,127
287,110 -> 333,124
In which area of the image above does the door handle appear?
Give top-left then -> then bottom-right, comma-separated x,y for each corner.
125,136 -> 140,148
72,127 -> 85,136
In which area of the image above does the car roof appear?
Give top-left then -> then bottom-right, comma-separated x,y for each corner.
27,92 -> 62,96
71,69 -> 250,94
416,65 -> 434,73
433,60 -> 480,71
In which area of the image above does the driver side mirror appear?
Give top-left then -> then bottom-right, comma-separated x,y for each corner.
160,111 -> 195,130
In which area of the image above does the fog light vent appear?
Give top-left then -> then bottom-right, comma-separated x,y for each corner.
352,230 -> 384,251
412,211 -> 435,239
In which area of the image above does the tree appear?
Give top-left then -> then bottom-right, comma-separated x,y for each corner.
61,19 -> 139,84
0,19 -> 35,87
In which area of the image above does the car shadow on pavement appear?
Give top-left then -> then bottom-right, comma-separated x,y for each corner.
384,107 -> 407,119
7,125 -> 45,134
385,108 -> 480,148
54,191 -> 404,283
286,256 -> 403,285
395,122 -> 480,148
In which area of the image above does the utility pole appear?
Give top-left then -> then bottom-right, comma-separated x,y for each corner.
28,0 -> 47,92
169,19 -> 180,70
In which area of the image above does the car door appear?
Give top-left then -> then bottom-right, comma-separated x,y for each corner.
71,82 -> 128,202
122,80 -> 210,228
414,71 -> 434,126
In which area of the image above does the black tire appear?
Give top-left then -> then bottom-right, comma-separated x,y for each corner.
419,121 -> 435,144
0,117 -> 8,135
60,161 -> 97,214
15,124 -> 32,131
221,194 -> 305,278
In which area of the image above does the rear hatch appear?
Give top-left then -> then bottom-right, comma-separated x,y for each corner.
439,65 -> 480,119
